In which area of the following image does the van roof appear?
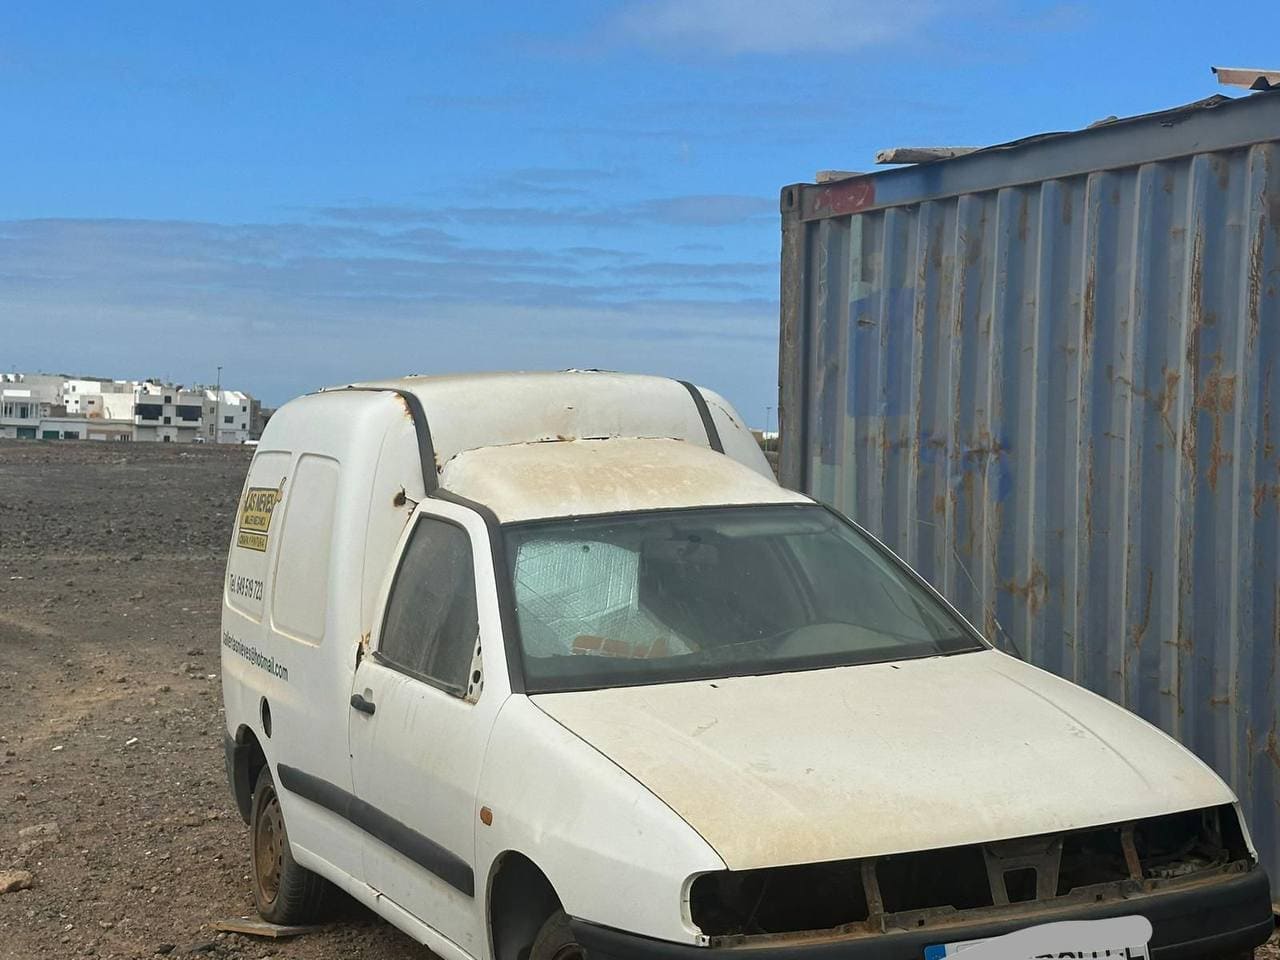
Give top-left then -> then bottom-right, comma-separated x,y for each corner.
438,437 -> 807,523
324,369 -> 773,481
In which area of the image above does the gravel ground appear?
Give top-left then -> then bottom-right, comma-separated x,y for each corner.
0,440 -> 431,959
0,439 -> 1275,959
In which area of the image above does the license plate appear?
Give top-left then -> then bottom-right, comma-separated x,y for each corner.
924,917 -> 1152,960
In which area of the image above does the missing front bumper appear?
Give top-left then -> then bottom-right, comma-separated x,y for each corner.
573,866 -> 1274,960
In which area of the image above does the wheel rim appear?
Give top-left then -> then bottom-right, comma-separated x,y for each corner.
254,787 -> 285,905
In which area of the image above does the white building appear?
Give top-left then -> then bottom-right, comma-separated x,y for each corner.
0,390 -> 51,439
204,388 -> 253,444
36,416 -> 89,440
131,381 -> 205,443
0,372 -> 259,442
64,378 -> 131,414
1,373 -> 66,401
0,374 -> 62,439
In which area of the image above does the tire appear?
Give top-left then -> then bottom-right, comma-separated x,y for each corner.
249,765 -> 331,924
529,910 -> 587,960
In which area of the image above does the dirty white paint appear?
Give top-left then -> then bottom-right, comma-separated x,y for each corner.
440,437 -> 803,523
534,649 -> 1236,871
476,696 -> 725,943
345,370 -> 775,479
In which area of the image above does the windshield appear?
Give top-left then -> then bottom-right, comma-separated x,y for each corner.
503,503 -> 984,693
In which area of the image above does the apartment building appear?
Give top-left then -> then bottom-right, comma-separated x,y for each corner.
64,378 -> 132,414
0,372 -> 260,442
0,373 -> 60,439
131,381 -> 205,443
203,389 -> 255,444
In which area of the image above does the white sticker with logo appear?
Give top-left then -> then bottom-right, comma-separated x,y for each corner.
923,916 -> 1152,960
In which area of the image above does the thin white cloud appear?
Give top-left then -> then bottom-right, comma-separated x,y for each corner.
0,216 -> 779,414
318,194 -> 774,229
611,0 -> 941,55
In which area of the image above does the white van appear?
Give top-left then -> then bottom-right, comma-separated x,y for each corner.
221,371 -> 1273,960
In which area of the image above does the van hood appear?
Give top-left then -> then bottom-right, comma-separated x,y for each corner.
532,650 -> 1233,870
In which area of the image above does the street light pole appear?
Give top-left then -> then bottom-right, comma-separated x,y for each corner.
214,365 -> 222,444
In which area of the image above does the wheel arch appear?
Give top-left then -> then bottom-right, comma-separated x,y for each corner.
487,850 -> 563,960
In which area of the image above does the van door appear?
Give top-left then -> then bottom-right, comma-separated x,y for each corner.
251,452 -> 369,880
347,501 -> 506,954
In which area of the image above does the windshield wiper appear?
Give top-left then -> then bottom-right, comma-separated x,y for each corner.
693,629 -> 790,661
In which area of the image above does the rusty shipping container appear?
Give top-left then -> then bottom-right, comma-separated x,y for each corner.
778,90 -> 1280,901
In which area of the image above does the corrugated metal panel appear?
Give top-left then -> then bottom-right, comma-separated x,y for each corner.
779,90 -> 1280,897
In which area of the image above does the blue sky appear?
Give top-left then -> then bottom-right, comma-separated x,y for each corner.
2,1 -> 1277,422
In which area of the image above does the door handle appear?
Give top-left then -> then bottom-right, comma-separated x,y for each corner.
350,693 -> 376,716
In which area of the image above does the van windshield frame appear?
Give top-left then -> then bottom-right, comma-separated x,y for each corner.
499,502 -> 987,695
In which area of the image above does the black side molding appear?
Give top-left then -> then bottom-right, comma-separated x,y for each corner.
276,763 -> 474,897
676,380 -> 724,454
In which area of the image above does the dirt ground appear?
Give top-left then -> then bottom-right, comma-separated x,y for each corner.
0,441 -> 432,959
0,440 -> 1276,960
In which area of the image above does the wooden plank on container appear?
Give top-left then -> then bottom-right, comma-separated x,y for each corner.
1211,66 -> 1280,90
875,146 -> 979,165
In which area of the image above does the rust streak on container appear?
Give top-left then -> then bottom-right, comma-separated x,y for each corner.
1247,207 -> 1266,349
1152,368 -> 1181,444
1195,359 -> 1237,492
1181,227 -> 1205,484
1267,731 -> 1280,771
1082,251 -> 1096,354
1252,483 -> 1275,518
1212,155 -> 1230,192
1131,567 -> 1155,649
1263,364 -> 1276,463
1002,562 -> 1048,616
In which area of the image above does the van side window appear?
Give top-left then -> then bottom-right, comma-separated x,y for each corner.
378,518 -> 478,696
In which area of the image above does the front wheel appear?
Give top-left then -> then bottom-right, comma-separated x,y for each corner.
249,766 -> 331,923
530,910 -> 586,960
